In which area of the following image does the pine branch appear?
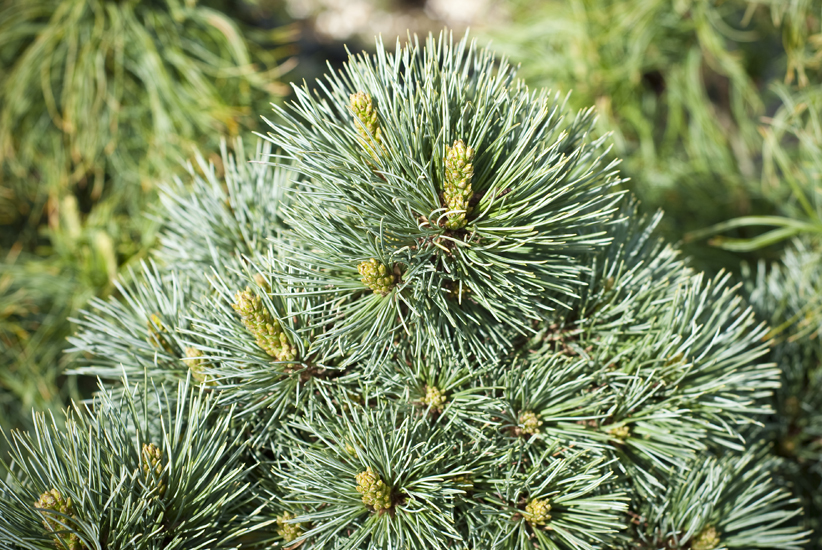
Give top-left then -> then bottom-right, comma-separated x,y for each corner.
0,378 -> 260,550
258,31 -> 625,363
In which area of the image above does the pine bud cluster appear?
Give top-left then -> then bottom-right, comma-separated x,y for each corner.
350,92 -> 385,152
33,489 -> 83,550
142,443 -> 166,497
357,259 -> 395,295
442,139 -> 475,229
355,467 -> 392,511
518,411 -> 543,435
691,526 -> 720,550
421,385 -> 447,412
607,425 -> 631,441
232,287 -> 298,361
524,498 -> 551,526
276,512 -> 304,543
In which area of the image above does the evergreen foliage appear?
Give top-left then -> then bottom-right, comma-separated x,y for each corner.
744,241 -> 822,547
0,0 -> 290,452
705,79 -> 822,546
486,0 -> 822,269
0,379 -> 259,549
488,8 -> 822,544
688,85 -> 822,251
2,32 -> 813,549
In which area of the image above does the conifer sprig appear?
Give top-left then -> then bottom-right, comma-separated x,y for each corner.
374,349 -> 493,433
268,401 -> 480,549
497,355 -> 604,445
633,450 -> 809,549
259,31 -> 624,362
0,379 -> 259,549
473,447 -> 627,549
744,239 -> 822,544
156,138 -> 292,273
68,261 -> 196,383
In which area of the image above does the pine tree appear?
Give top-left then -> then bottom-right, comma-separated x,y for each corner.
2,32 -> 811,549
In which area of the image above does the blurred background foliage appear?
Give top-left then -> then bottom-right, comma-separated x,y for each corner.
0,0 -> 295,448
486,0 -> 821,269
1,0 -> 821,545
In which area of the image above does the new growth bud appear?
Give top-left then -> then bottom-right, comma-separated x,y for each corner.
183,347 -> 212,385
518,411 -> 543,435
447,281 -> 471,303
453,474 -> 474,491
276,512 -> 305,543
232,287 -> 298,362
443,139 -> 475,229
606,424 -> 631,441
691,526 -> 720,550
147,313 -> 174,354
356,467 -> 392,511
350,91 -> 385,153
421,385 -> 447,412
358,259 -> 395,295
34,489 -> 83,550
142,443 -> 166,497
524,498 -> 551,526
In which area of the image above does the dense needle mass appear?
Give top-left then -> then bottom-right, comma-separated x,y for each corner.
0,32 -> 809,550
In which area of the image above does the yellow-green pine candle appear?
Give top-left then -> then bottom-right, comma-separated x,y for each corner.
524,498 -> 551,526
183,347 -> 211,384
443,139 -> 475,229
142,443 -> 166,497
518,411 -> 543,435
33,489 -> 83,550
350,92 -> 386,153
356,467 -> 392,511
692,526 -> 720,550
358,259 -> 395,295
276,512 -> 304,543
606,424 -> 631,441
421,385 -> 447,412
232,287 -> 298,362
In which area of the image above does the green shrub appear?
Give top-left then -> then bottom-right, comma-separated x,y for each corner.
0,33 -> 806,549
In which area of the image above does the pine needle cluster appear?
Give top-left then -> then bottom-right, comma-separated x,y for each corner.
0,0 -> 290,455
1,379 -> 257,549
2,32 -> 812,549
